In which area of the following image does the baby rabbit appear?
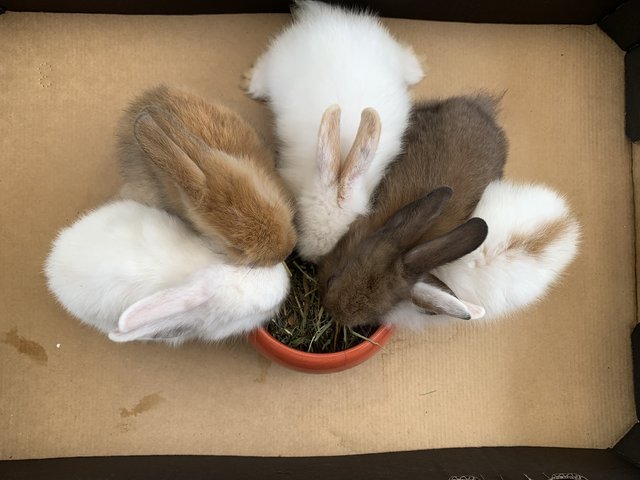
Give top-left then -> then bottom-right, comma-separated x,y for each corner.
318,95 -> 580,327
385,180 -> 580,328
118,85 -> 296,266
44,201 -> 290,345
419,180 -> 580,324
318,94 -> 507,325
245,0 -> 425,260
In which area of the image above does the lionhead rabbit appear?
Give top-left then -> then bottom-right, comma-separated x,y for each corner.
118,85 -> 296,266
245,0 -> 425,260
318,94 -> 579,327
44,201 -> 290,345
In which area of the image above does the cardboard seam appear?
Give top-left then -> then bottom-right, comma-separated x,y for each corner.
598,0 -> 640,52
613,422 -> 640,467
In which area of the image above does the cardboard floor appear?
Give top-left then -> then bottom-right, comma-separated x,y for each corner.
0,12 -> 636,459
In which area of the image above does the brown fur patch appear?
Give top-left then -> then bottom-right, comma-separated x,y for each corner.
369,95 -> 506,239
134,112 -> 207,200
507,217 -> 573,257
189,151 -> 297,266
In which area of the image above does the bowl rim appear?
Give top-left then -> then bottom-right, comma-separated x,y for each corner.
248,324 -> 396,373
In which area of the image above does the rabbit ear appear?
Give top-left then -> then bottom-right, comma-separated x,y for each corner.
403,217 -> 488,275
338,108 -> 381,205
378,187 -> 453,250
108,270 -> 214,343
144,106 -> 214,170
134,109 -> 207,200
411,281 -> 485,320
317,104 -> 342,190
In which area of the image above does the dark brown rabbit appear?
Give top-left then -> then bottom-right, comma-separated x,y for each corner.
117,85 -> 297,267
317,94 -> 507,326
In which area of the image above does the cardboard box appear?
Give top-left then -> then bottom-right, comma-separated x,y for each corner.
1,0 -> 639,477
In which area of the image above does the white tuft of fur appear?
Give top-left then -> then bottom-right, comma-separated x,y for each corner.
44,200 -> 217,333
295,174 -> 371,261
108,262 -> 290,345
247,0 -> 425,260
44,200 -> 289,344
386,181 -> 581,328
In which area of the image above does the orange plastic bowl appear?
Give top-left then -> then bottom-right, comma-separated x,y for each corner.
248,324 -> 395,374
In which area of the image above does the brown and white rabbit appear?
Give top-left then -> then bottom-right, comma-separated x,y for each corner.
117,85 -> 296,266
317,95 -> 506,326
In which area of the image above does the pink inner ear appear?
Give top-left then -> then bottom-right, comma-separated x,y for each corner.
117,276 -> 211,334
462,301 -> 485,320
118,302 -> 160,333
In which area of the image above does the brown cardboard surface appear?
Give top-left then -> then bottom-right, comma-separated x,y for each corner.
0,13 -> 636,459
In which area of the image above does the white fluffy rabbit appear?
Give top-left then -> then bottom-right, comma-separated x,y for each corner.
44,200 -> 289,344
385,181 -> 581,328
245,0 -> 425,260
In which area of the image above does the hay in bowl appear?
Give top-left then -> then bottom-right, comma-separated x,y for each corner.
267,256 -> 377,353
